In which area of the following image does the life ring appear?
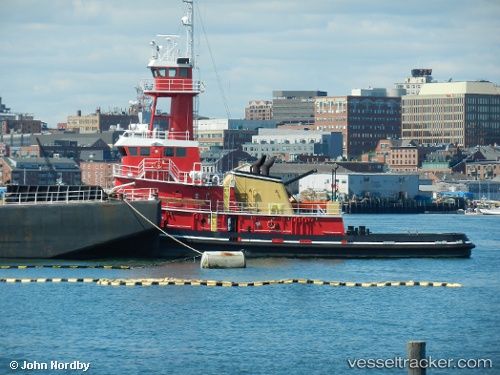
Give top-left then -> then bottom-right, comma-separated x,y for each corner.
155,160 -> 162,169
267,220 -> 275,229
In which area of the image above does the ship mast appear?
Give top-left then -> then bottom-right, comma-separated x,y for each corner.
140,0 -> 202,139
182,0 -> 194,68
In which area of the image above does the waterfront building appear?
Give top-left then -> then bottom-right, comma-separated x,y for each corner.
299,172 -> 419,201
401,81 -> 500,147
461,146 -> 500,180
467,177 -> 500,200
465,160 -> 500,180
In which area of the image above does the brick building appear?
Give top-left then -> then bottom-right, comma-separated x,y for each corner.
374,139 -> 420,171
245,100 -> 273,120
314,92 -> 402,160
1,118 -> 42,135
79,161 -> 115,189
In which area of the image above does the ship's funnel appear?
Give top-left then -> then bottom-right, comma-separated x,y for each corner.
251,155 -> 266,175
261,156 -> 277,176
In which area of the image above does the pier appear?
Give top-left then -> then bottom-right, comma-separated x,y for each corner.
341,198 -> 466,214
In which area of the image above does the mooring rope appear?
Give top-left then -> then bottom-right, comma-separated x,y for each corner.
124,199 -> 203,255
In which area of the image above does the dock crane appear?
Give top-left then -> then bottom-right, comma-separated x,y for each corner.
36,137 -> 58,184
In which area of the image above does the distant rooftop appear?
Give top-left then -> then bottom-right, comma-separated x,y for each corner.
418,81 -> 498,95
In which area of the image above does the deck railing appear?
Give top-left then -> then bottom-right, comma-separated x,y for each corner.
213,201 -> 341,216
1,186 -> 157,205
160,199 -> 341,216
115,188 -> 158,202
120,128 -> 191,141
139,78 -> 204,94
2,186 -> 107,205
114,158 -> 220,187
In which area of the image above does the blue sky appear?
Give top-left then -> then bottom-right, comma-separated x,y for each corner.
1,0 -> 499,127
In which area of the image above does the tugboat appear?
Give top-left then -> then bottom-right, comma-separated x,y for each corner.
113,0 -> 474,258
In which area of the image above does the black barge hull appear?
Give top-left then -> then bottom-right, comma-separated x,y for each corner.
0,200 -> 160,259
158,230 -> 474,259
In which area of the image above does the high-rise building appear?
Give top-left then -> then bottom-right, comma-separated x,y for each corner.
314,91 -> 402,160
401,81 -> 500,147
273,90 -> 326,126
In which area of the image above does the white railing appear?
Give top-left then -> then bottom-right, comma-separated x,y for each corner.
1,186 -> 159,205
114,158 -> 211,186
2,187 -> 107,205
116,188 -> 158,201
212,201 -> 342,216
121,129 -> 191,141
139,78 -> 204,93
161,199 -> 341,217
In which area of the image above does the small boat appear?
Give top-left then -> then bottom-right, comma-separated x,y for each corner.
112,0 -> 475,259
479,207 -> 500,215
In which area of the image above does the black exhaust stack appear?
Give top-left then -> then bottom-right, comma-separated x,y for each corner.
251,155 -> 266,175
261,156 -> 277,176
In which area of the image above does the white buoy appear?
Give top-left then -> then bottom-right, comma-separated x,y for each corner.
200,251 -> 246,269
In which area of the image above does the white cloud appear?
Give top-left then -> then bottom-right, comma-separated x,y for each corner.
0,0 -> 499,126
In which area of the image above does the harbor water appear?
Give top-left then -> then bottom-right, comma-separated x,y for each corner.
0,214 -> 498,374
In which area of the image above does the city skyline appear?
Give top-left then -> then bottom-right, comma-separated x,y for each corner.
1,0 -> 499,127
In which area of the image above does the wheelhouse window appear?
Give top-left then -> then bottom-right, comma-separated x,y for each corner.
168,68 -> 177,77
179,68 -> 188,78
128,147 -> 138,156
176,147 -> 186,157
151,68 -> 166,77
164,147 -> 175,157
117,147 -> 127,157
140,148 -> 150,157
